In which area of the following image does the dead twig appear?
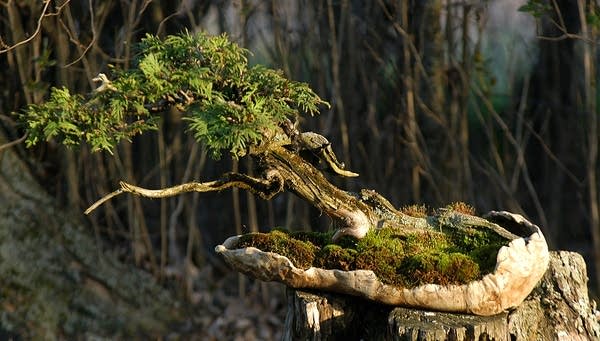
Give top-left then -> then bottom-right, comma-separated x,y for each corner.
63,0 -> 96,67
0,133 -> 27,152
0,0 -> 52,54
85,172 -> 284,215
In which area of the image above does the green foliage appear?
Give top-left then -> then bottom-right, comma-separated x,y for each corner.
518,1 -> 552,18
22,86 -> 153,152
19,31 -> 328,157
587,8 -> 600,30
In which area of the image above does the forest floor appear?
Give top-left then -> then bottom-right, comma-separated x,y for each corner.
179,264 -> 287,340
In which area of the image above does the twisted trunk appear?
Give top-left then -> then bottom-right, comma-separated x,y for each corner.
257,145 -> 516,241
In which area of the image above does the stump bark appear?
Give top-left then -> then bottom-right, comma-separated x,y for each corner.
284,251 -> 600,340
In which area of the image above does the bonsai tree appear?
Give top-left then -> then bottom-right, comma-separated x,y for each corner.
19,30 -> 537,258
14,30 -> 598,341
19,31 -> 549,304
20,31 -> 516,242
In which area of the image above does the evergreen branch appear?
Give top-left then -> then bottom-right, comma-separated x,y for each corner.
19,31 -> 329,158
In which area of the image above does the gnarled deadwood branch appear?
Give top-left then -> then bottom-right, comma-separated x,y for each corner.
85,170 -> 285,214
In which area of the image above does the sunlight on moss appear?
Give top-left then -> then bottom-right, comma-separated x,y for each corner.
235,230 -> 316,269
232,217 -> 509,288
399,204 -> 428,218
444,202 -> 476,215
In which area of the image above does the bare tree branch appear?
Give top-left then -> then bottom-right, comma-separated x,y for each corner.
85,171 -> 285,215
0,133 -> 27,151
0,0 -> 52,55
64,0 -> 96,67
535,0 -> 597,44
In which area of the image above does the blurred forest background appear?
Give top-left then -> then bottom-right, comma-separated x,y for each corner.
0,0 -> 599,338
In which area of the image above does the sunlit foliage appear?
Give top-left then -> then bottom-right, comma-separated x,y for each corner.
20,31 -> 327,158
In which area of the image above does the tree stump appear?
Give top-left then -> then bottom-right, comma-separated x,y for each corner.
284,251 -> 600,340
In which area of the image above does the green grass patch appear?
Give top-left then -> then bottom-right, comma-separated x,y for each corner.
232,223 -> 510,289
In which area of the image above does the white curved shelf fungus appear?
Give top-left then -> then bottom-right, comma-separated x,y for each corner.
215,213 -> 549,316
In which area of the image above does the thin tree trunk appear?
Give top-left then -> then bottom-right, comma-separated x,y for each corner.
400,2 -> 421,203
579,0 -> 600,294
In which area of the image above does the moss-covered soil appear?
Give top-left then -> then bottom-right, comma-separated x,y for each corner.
232,212 -> 509,288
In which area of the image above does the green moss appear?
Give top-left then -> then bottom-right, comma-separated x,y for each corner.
235,230 -> 316,269
469,244 -> 503,274
289,230 -> 335,247
315,245 -> 357,271
231,222 -> 509,288
399,251 -> 480,287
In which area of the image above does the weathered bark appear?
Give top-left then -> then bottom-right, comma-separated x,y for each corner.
0,135 -> 183,338
257,144 -> 521,242
507,251 -> 600,340
283,289 -> 392,341
96,135 -> 441,241
389,308 -> 508,340
284,251 -> 600,340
